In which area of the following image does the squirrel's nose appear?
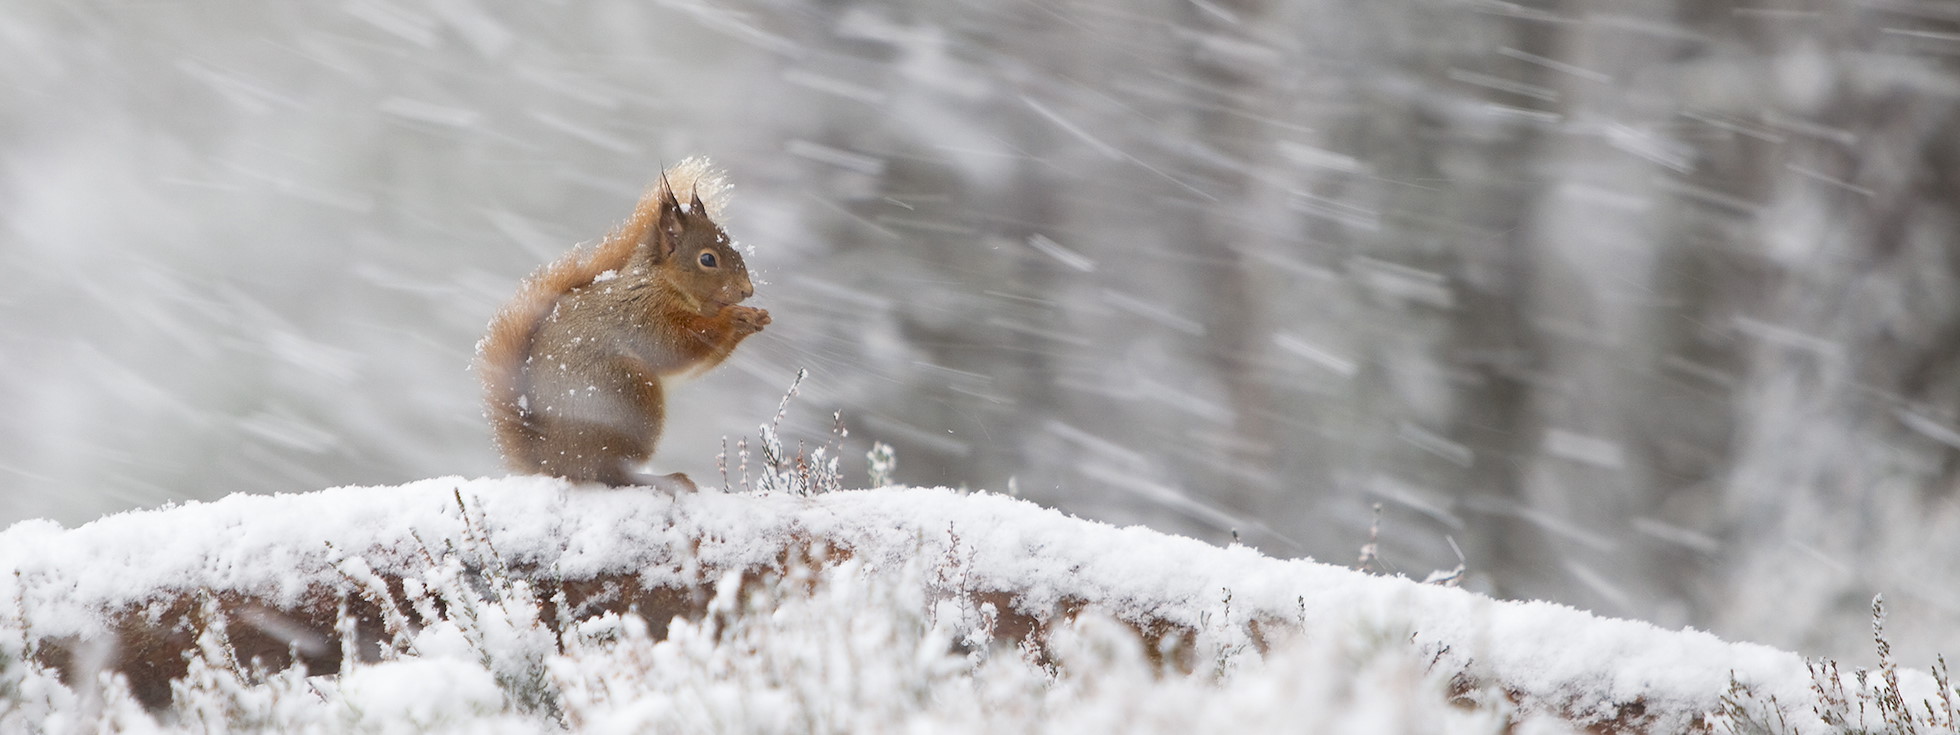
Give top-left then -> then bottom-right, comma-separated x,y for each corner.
740,284 -> 754,300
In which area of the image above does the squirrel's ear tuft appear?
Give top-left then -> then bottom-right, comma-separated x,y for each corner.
658,157 -> 731,220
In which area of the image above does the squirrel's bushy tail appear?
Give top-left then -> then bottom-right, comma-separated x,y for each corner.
476,157 -> 730,472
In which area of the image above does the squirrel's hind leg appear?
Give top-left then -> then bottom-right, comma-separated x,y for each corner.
526,358 -> 666,487
527,417 -> 647,486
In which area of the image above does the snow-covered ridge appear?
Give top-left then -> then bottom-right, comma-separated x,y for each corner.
0,478 -> 1934,733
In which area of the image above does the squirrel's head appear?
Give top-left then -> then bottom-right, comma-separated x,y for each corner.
642,179 -> 753,316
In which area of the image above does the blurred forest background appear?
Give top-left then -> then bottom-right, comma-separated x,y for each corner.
5,0 -> 1960,662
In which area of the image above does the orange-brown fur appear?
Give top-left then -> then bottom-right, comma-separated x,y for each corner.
476,159 -> 767,485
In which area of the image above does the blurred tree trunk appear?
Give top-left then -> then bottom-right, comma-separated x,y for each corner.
1172,0 -> 1283,524
1707,4 -> 1960,656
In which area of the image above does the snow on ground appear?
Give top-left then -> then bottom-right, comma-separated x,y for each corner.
0,477 -> 1950,733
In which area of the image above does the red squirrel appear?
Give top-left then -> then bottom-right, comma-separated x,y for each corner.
476,158 -> 769,486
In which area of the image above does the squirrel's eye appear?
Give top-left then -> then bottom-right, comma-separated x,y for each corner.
698,251 -> 718,268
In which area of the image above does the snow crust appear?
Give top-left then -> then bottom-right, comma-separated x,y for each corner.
0,477 -> 1919,732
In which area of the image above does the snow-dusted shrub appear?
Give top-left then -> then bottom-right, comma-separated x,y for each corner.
1715,597 -> 1960,735
4,390 -> 1951,735
547,553 -> 1565,735
1,533 -> 1565,735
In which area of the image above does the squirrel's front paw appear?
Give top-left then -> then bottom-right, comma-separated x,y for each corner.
731,305 -> 771,334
